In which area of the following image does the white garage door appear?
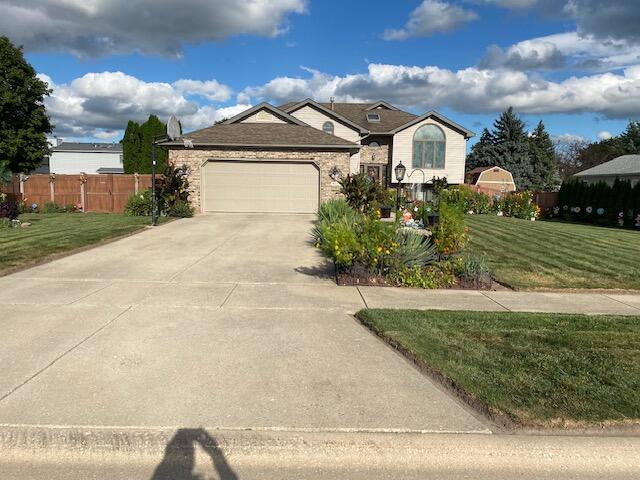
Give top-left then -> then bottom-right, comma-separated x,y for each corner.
203,161 -> 320,213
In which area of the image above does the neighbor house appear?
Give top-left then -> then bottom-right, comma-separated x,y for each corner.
39,142 -> 124,174
161,100 -> 474,213
465,166 -> 516,193
573,155 -> 640,187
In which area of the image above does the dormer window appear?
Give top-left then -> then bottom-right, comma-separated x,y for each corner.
366,113 -> 381,122
322,121 -> 334,135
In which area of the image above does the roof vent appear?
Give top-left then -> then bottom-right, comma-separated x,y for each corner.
367,112 -> 381,123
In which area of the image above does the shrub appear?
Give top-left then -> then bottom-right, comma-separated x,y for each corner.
125,189 -> 152,216
339,173 -> 386,213
167,200 -> 194,218
317,219 -> 362,267
497,191 -> 538,219
455,254 -> 493,288
393,230 -> 437,269
432,192 -> 468,255
156,163 -> 192,215
390,262 -> 456,289
41,201 -> 77,214
0,200 -> 19,220
312,199 -> 361,247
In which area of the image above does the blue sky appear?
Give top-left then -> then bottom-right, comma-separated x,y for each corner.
6,0 -> 639,144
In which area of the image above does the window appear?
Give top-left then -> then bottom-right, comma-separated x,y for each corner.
366,113 -> 381,122
412,124 -> 445,169
369,141 -> 380,147
322,121 -> 334,135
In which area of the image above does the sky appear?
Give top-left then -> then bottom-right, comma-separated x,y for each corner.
4,0 -> 640,145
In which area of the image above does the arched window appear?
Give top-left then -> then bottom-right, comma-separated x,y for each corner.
322,121 -> 334,135
369,141 -> 380,147
413,124 -> 446,169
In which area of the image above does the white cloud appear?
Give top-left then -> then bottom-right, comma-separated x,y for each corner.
244,63 -> 640,118
1,0 -> 307,57
383,0 -> 478,41
173,80 -> 232,102
480,31 -> 640,71
39,72 -> 249,138
597,131 -> 613,140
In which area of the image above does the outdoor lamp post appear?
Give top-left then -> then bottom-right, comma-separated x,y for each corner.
394,161 -> 406,209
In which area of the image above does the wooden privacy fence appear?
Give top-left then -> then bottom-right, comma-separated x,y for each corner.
3,174 -> 153,213
533,191 -> 559,210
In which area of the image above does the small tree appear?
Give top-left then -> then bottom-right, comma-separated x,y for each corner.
0,37 -> 52,173
122,120 -> 142,173
121,115 -> 168,173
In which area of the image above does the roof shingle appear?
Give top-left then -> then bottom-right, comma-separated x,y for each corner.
574,155 -> 640,177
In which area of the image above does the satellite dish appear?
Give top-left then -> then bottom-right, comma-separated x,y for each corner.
167,115 -> 181,141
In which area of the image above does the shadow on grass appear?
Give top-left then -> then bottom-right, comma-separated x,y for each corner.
151,428 -> 238,480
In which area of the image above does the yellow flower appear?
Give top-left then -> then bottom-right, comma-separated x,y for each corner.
385,250 -> 390,255
376,246 -> 382,253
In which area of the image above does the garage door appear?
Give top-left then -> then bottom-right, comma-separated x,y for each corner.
203,161 -> 320,213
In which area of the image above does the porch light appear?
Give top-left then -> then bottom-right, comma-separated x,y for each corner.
394,162 -> 406,182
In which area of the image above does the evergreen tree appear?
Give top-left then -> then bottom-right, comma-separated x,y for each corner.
465,128 -> 496,172
121,115 -> 168,173
528,121 -> 560,191
122,120 -> 141,173
138,115 -> 168,173
618,121 -> 640,154
491,107 -> 533,189
0,36 -> 52,173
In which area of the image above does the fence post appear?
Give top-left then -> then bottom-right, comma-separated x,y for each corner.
19,174 -> 26,198
49,173 -> 56,203
134,172 -> 140,194
79,173 -> 87,212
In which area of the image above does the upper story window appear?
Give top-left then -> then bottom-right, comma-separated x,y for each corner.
322,121 -> 334,135
413,124 -> 446,169
369,141 -> 380,147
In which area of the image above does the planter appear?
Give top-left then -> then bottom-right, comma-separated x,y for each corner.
380,205 -> 392,218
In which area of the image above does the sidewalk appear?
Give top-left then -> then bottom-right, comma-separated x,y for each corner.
357,287 -> 640,316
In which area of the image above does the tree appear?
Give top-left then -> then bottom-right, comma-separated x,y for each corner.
0,36 -> 52,173
121,115 -> 168,173
554,135 -> 590,180
122,120 -> 142,173
618,121 -> 640,154
491,107 -> 533,190
465,128 -> 496,172
528,121 -> 560,190
0,160 -> 12,185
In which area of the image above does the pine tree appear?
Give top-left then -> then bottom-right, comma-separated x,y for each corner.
465,128 -> 496,172
0,36 -> 52,173
528,121 -> 560,191
491,107 -> 533,189
122,120 -> 141,173
618,121 -> 640,154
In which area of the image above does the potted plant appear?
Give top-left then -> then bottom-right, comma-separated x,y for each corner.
379,188 -> 394,218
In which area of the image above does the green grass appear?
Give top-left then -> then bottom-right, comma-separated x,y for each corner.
358,309 -> 640,427
466,215 -> 640,290
0,213 -> 163,273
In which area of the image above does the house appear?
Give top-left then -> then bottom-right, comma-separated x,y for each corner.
42,142 -> 124,174
465,166 -> 516,193
573,155 -> 640,187
162,100 -> 474,214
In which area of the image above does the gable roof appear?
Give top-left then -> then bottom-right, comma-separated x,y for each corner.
365,101 -> 399,111
281,99 -> 369,134
574,155 -> 640,177
223,102 -> 308,126
51,142 -> 122,153
318,103 -> 418,134
160,123 -> 360,150
388,111 -> 475,139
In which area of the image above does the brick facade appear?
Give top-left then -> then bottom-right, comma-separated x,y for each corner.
359,145 -> 390,165
167,147 -> 350,212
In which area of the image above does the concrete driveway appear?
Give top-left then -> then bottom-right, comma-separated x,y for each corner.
0,214 -> 489,433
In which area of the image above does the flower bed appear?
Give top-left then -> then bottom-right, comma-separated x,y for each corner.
312,196 -> 495,290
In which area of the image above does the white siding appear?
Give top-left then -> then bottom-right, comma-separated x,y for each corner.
391,118 -> 467,184
49,151 -> 123,174
240,110 -> 287,123
290,105 -> 362,174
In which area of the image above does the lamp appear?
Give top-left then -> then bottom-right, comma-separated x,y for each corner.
394,161 -> 406,209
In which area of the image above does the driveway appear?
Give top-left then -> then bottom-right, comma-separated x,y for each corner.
0,214 -> 489,433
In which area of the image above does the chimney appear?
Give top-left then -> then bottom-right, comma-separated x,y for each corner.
330,96 -> 335,111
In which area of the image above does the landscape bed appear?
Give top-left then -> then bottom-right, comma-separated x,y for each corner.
467,214 -> 640,290
0,213 -> 165,274
357,309 -> 640,429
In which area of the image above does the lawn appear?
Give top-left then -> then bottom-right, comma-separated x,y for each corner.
466,215 -> 640,290
357,309 -> 640,428
0,213 -> 162,273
